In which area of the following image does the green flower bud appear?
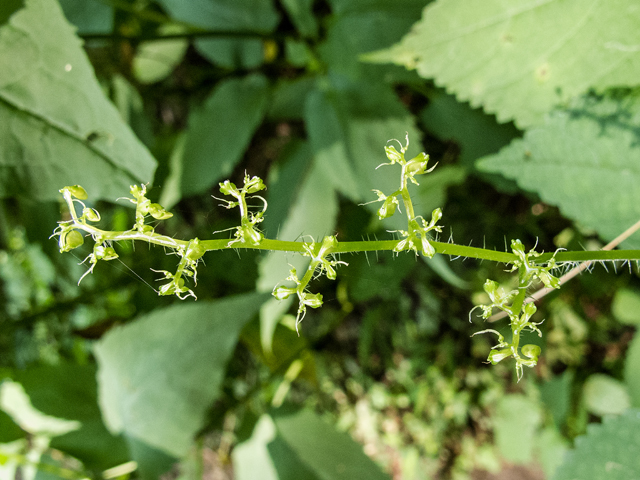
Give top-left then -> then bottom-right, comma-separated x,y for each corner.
538,270 -> 560,289
510,239 -> 526,258
430,207 -> 443,224
219,180 -> 238,196
421,236 -> 435,258
130,185 -> 146,200
238,225 -> 262,245
159,282 -> 177,296
83,207 -> 100,222
523,302 -> 537,318
324,264 -> 337,280
148,203 -> 173,220
483,279 -> 499,296
378,196 -> 399,219
185,239 -> 205,261
137,198 -> 151,215
384,145 -> 403,163
273,285 -> 296,300
94,245 -> 118,261
301,292 -> 323,309
244,176 -> 266,194
60,229 -> 84,252
63,185 -> 88,200
488,348 -> 512,365
521,344 -> 541,360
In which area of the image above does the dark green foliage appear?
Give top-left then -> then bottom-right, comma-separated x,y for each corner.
1,1 -> 640,479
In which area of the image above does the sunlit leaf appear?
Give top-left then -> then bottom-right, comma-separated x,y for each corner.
16,363 -> 129,471
367,0 -> 640,127
0,0 -> 156,201
133,25 -> 188,84
612,288 -> 640,326
493,394 -> 542,463
477,95 -> 640,249
94,293 -> 268,458
583,374 -> 630,417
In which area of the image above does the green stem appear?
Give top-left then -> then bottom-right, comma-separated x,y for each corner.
67,220 -> 640,264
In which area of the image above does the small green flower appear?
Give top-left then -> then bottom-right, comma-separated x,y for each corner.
59,229 -> 84,252
62,185 -> 88,200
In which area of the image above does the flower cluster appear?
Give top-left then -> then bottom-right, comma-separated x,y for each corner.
369,134 -> 442,258
272,236 -> 347,334
216,174 -> 267,247
471,240 -> 561,380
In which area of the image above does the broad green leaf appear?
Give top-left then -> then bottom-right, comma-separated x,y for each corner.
552,409 -> 640,480
477,95 -> 640,249
583,374 -> 630,416
241,319 -> 316,384
262,139 -> 314,239
304,89 -> 359,201
304,79 -> 422,209
612,288 -> 640,326
110,75 -> 155,148
94,293 -> 268,458
413,165 -> 466,217
280,0 -> 317,38
272,408 -> 390,480
158,132 -> 186,210
179,73 -> 269,198
195,38 -> 264,69
267,77 -> 317,121
420,92 -> 521,168
15,363 -> 128,471
539,370 -> 574,427
492,394 -> 542,463
258,149 -> 338,352
58,0 -> 113,34
0,0 -> 156,201
156,0 -> 279,31
125,436 -> 176,480
155,0 -> 279,69
344,251 -> 416,303
0,380 -> 80,436
319,0 -> 425,81
233,415 -> 280,480
624,333 -> 640,408
0,0 -> 22,25
133,25 -> 188,84
0,409 -> 24,443
368,0 -> 640,127
535,426 -> 568,480
285,39 -> 314,68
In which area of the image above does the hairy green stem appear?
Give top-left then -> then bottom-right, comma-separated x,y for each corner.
66,219 -> 640,264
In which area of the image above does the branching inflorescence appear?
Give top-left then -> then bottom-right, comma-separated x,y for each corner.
53,137 -> 640,379
470,240 -> 561,380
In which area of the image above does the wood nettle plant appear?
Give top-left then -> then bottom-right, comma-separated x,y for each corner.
53,136 -> 640,380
